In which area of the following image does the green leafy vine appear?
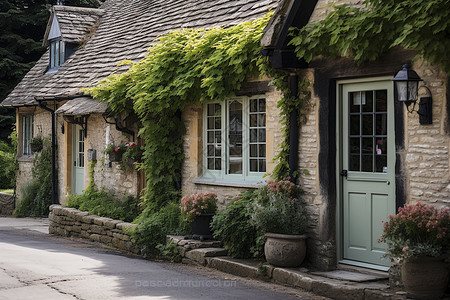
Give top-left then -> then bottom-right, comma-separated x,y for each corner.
88,13 -> 279,209
289,0 -> 450,74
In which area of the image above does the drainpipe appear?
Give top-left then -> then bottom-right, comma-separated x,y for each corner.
37,101 -> 59,205
288,74 -> 299,182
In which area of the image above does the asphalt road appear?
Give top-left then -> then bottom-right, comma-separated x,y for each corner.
0,217 -> 328,300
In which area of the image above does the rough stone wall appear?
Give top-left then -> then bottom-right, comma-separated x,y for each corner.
15,158 -> 33,203
15,107 -> 53,203
85,114 -> 138,199
293,69 -> 332,269
181,86 -> 284,208
0,193 -> 15,215
49,205 -> 139,253
406,60 -> 450,208
57,113 -> 139,205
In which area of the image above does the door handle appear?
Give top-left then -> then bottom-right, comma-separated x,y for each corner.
340,170 -> 348,178
386,180 -> 390,185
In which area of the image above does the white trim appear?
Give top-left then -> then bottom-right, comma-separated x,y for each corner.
202,95 -> 267,182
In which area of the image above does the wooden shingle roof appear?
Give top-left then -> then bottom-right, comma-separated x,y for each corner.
2,0 -> 279,107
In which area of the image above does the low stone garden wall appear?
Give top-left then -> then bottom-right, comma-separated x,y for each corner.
0,192 -> 15,216
49,205 -> 139,254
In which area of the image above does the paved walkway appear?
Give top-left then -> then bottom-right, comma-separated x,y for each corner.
0,217 -> 327,300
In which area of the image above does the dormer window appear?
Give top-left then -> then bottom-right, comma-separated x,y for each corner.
49,38 -> 65,70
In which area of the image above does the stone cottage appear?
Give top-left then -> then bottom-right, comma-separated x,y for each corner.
3,0 -> 449,273
255,0 -> 450,271
1,1 -> 279,203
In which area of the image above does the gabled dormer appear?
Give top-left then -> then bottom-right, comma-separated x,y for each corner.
43,5 -> 104,73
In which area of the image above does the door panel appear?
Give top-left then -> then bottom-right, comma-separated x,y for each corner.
340,80 -> 395,268
72,124 -> 85,195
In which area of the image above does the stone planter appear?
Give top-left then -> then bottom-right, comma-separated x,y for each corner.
264,233 -> 307,267
191,213 -> 214,241
401,255 -> 449,299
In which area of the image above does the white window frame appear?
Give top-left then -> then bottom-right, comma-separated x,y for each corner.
202,95 -> 267,182
22,115 -> 34,156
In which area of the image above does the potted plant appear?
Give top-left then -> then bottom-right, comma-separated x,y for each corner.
379,202 -> 449,299
104,143 -> 125,162
251,179 -> 307,267
181,192 -> 218,240
30,136 -> 43,153
122,142 -> 143,166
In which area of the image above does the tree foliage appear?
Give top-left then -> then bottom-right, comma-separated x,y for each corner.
290,0 -> 450,74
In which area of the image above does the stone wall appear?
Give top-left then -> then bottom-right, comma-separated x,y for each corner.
0,192 -> 15,215
56,113 -> 140,205
406,60 -> 450,207
49,205 -> 139,254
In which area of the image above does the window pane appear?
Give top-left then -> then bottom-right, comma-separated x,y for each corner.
361,155 -> 373,172
207,117 -> 214,129
350,115 -> 360,135
259,144 -> 266,157
259,159 -> 266,172
207,145 -> 214,156
258,113 -> 265,127
250,159 -> 257,172
375,90 -> 387,112
259,98 -> 266,112
228,100 -> 242,174
349,154 -> 360,171
362,115 -> 373,135
250,114 -> 257,127
250,99 -> 257,112
362,91 -> 374,112
55,41 -> 60,66
258,129 -> 266,142
250,144 -> 257,157
208,158 -> 214,169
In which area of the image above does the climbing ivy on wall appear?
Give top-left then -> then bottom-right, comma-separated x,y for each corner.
88,13 -> 276,209
289,0 -> 450,74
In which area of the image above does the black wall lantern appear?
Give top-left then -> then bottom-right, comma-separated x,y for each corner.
393,63 -> 433,124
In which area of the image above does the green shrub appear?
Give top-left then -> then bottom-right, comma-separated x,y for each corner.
156,239 -> 182,263
211,190 -> 265,259
132,212 -> 166,257
0,131 -> 17,189
252,179 -> 307,235
14,137 -> 52,217
67,188 -> 141,222
131,201 -> 190,258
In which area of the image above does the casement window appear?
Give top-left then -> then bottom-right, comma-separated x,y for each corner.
49,38 -> 65,70
22,115 -> 34,156
203,96 -> 266,181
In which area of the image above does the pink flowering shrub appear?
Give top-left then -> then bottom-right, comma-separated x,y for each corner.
252,179 -> 306,235
379,202 -> 450,259
180,192 -> 218,222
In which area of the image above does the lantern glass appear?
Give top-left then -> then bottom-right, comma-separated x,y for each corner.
408,81 -> 418,102
395,81 -> 408,102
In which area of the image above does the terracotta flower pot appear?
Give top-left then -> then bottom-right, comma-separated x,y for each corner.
264,233 -> 307,267
401,256 -> 449,299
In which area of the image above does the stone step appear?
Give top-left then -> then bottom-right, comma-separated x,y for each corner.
184,248 -> 228,265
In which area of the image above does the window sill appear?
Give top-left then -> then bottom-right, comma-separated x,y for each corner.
17,155 -> 33,162
193,177 -> 265,189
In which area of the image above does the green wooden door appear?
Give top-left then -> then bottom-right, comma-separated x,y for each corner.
72,124 -> 85,195
340,80 -> 395,269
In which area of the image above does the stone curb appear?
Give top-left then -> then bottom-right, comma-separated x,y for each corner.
200,257 -> 406,300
